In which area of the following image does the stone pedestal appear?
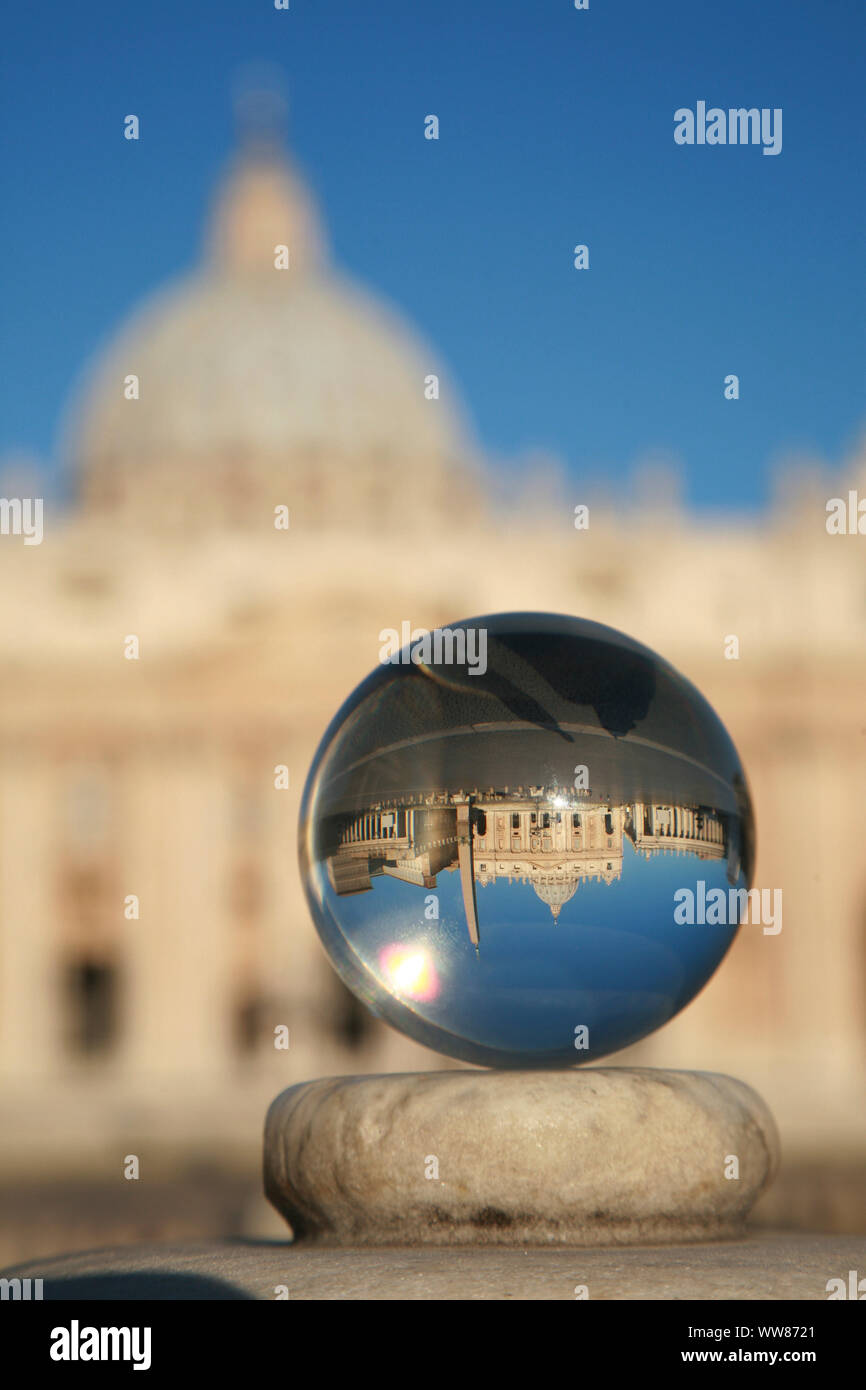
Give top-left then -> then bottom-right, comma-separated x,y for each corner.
264,1068 -> 779,1247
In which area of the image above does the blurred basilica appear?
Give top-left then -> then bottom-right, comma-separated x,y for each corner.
0,112 -> 864,1220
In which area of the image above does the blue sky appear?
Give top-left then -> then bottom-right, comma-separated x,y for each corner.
1,0 -> 863,509
317,839 -> 738,1064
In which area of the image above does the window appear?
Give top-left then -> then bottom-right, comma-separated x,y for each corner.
66,958 -> 119,1056
333,977 -> 372,1050
235,996 -> 268,1055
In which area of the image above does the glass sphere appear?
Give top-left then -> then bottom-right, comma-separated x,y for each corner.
299,613 -> 754,1067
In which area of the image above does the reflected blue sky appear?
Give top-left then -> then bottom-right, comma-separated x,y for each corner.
312,838 -> 741,1064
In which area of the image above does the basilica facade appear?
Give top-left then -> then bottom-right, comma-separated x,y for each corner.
0,128 -> 864,1205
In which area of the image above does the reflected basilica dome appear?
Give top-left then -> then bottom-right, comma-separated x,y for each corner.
530,877 -> 579,921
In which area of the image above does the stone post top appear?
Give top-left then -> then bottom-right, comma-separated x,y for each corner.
264,1066 -> 780,1248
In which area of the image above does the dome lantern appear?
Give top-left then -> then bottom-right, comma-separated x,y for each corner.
207,73 -> 325,277
206,149 -> 326,277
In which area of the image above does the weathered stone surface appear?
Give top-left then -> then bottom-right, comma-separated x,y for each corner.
4,1233 -> 862,1300
264,1068 -> 779,1247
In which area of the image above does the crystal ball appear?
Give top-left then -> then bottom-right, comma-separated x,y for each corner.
299,613 -> 754,1067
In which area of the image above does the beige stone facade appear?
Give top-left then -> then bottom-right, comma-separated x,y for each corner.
0,132 -> 864,1184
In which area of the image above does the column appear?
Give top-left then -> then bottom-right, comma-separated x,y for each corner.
0,758 -> 61,1081
118,744 -> 234,1081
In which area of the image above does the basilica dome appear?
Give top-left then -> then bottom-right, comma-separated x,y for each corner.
531,876 -> 580,920
70,142 -> 479,529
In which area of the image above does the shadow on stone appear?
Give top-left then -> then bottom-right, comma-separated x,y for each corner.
42,1271 -> 251,1300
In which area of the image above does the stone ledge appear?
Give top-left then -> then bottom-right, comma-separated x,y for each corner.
3,1234 -> 863,1300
